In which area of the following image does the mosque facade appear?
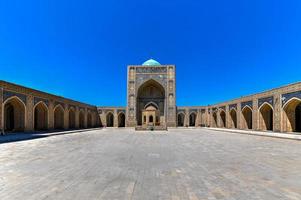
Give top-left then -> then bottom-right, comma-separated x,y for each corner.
1,59 -> 301,133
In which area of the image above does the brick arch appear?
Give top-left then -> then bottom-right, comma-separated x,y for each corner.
87,111 -> 92,128
79,109 -> 85,129
106,112 -> 114,127
54,104 -> 65,130
242,106 -> 252,129
282,97 -> 301,132
259,102 -> 273,131
3,96 -> 26,132
212,111 -> 218,127
229,108 -> 237,128
189,112 -> 197,127
118,112 -> 125,127
33,101 -> 49,131
177,112 -> 185,127
219,110 -> 226,128
136,79 -> 165,126
68,107 -> 76,129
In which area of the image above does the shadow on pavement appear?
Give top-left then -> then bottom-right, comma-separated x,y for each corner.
0,128 -> 101,144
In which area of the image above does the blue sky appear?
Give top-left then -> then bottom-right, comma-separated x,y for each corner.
0,0 -> 300,106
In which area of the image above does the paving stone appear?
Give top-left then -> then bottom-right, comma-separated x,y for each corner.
0,128 -> 300,200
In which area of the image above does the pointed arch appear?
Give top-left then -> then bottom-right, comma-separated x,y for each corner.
87,111 -> 92,128
99,114 -> 103,127
282,97 -> 301,109
79,109 -> 85,129
106,112 -> 114,127
54,104 -> 65,130
259,102 -> 273,131
34,101 -> 48,131
177,112 -> 185,127
189,112 -> 197,127
229,108 -> 237,128
282,97 -> 301,132
68,107 -> 76,129
144,102 -> 159,110
118,112 -> 125,127
136,79 -> 165,126
219,110 -> 226,128
3,96 -> 26,132
149,115 -> 154,123
212,112 -> 218,127
242,106 -> 252,129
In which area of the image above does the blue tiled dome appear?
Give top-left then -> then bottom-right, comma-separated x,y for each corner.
142,59 -> 161,66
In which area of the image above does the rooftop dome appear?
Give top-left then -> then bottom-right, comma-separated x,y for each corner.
142,59 -> 161,66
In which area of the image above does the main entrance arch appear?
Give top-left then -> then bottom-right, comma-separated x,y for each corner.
136,79 -> 165,126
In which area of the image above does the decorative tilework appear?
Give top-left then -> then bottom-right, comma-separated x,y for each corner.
241,101 -> 253,110
3,90 -> 27,104
229,104 -> 237,111
54,101 -> 64,108
177,109 -> 185,114
34,97 -> 49,107
105,110 -> 114,114
136,67 -> 167,73
136,75 -> 167,89
282,91 -> 301,106
219,106 -> 226,111
258,96 -> 274,108
189,109 -> 198,114
117,109 -> 126,114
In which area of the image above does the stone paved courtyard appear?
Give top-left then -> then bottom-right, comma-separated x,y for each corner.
0,128 -> 301,200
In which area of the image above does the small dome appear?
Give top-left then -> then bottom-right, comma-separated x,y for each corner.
142,59 -> 161,66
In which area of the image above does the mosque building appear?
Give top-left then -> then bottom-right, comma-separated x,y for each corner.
1,59 -> 301,133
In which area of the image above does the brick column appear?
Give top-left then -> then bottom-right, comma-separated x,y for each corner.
114,109 -> 118,127
273,94 -> 282,132
226,105 -> 230,128
75,107 -> 79,129
217,109 -> 221,128
237,103 -> 242,129
196,110 -> 200,126
205,108 -> 209,127
253,98 -> 259,131
209,108 -> 213,127
185,108 -> 189,127
49,100 -> 54,129
64,104 -> 69,130
84,108 -> 88,128
25,95 -> 34,132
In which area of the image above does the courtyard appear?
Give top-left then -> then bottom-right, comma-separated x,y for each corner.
0,128 -> 301,200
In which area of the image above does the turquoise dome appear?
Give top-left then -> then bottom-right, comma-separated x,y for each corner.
142,59 -> 161,66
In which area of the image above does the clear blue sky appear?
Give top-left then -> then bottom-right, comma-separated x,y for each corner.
0,0 -> 300,106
